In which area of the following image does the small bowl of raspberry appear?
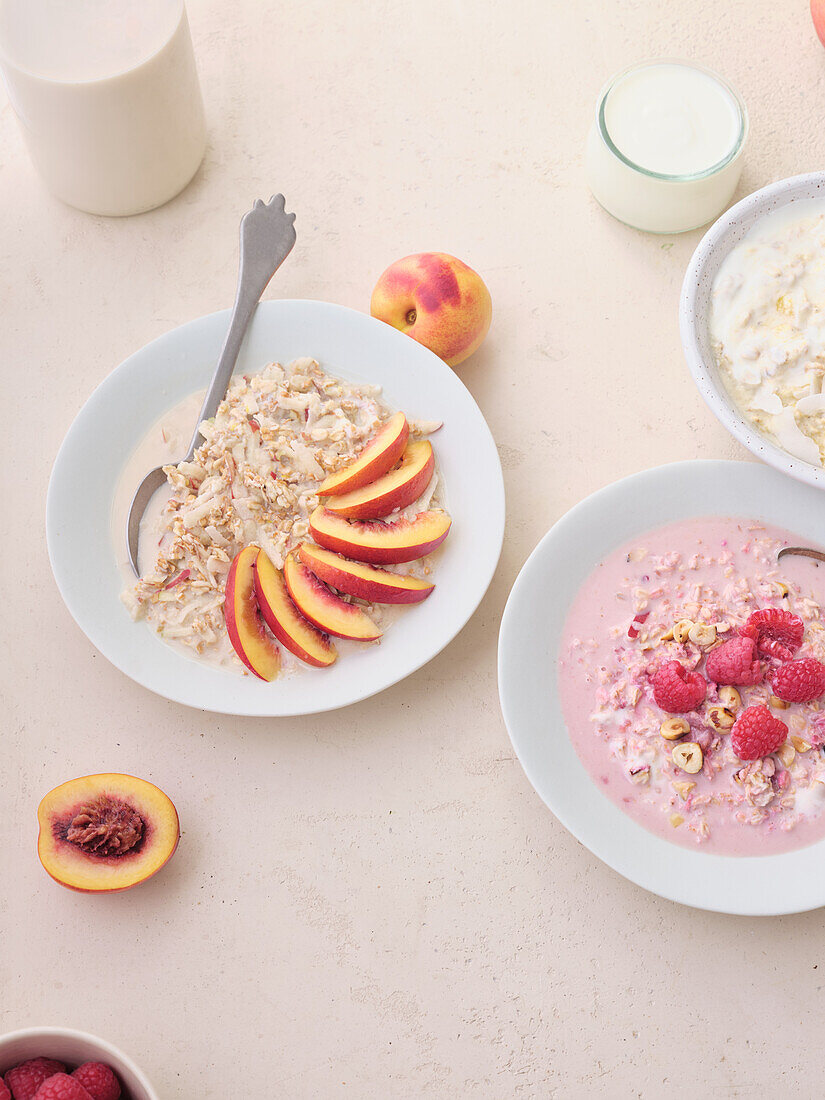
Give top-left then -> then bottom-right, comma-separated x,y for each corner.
0,1029 -> 159,1100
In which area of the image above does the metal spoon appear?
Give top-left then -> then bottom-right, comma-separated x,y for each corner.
777,546 -> 825,564
126,194 -> 297,575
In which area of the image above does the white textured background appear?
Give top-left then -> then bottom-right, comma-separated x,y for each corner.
2,1 -> 824,1096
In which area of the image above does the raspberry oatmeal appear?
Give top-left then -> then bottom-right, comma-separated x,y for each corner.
120,357 -> 443,672
559,516 -> 825,855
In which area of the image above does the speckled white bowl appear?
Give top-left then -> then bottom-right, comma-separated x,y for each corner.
680,170 -> 825,489
0,1028 -> 159,1100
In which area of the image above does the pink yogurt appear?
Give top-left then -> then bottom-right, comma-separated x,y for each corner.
559,516 -> 825,856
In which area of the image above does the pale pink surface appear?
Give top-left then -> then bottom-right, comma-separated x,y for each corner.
559,516 -> 825,855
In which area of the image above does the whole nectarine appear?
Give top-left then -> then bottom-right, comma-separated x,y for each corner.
370,252 -> 492,367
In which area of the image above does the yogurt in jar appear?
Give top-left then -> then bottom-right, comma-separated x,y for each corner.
710,199 -> 825,467
586,60 -> 748,234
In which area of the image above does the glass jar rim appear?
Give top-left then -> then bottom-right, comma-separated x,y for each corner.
595,58 -> 749,183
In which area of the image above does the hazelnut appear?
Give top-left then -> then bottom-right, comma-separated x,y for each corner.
715,622 -> 731,634
672,742 -> 703,774
791,735 -> 811,753
660,626 -> 675,642
673,619 -> 694,644
775,581 -> 790,598
718,686 -> 741,711
660,717 -> 690,741
776,742 -> 796,768
708,706 -> 736,731
669,813 -> 685,828
770,695 -> 790,710
688,622 -> 717,648
673,781 -> 696,801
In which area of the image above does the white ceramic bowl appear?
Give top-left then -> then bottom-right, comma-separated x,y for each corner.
680,170 -> 825,489
0,1028 -> 158,1100
499,459 -> 825,915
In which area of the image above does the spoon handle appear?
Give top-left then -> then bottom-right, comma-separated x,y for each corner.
184,194 -> 297,460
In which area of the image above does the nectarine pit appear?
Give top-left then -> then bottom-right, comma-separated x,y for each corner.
65,795 -> 145,857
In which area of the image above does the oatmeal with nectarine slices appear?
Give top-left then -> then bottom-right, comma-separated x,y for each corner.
122,358 -> 451,678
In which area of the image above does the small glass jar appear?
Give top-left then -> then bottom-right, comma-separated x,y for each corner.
585,60 -> 748,234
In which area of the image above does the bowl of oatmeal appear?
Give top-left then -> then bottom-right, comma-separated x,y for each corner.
499,459 -> 825,914
681,171 -> 825,488
47,299 -> 505,715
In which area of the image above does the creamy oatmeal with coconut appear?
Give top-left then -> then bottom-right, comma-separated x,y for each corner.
120,358 -> 445,674
710,199 -> 825,467
559,516 -> 825,855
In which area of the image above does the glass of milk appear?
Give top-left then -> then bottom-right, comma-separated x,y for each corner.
0,0 -> 207,216
586,60 -> 748,234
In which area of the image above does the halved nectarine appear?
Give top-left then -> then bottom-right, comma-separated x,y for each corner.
284,550 -> 381,641
253,549 -> 337,668
37,773 -> 179,893
319,411 -> 409,496
309,505 -> 451,564
225,546 -> 281,680
300,543 -> 434,604
322,441 -> 434,519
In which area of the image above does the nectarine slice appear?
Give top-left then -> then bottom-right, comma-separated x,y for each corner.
37,773 -> 179,893
322,441 -> 434,520
309,505 -> 451,564
300,543 -> 434,604
284,550 -> 381,641
253,549 -> 337,668
319,411 -> 409,496
225,546 -> 281,680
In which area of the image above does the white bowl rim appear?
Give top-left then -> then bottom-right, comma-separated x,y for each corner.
680,169 -> 825,490
0,1026 -> 159,1099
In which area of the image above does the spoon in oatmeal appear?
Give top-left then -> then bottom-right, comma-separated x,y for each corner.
126,194 -> 296,575
777,546 -> 825,564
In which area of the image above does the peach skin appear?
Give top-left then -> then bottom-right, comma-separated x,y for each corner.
284,550 -> 382,641
322,440 -> 434,520
309,505 -> 451,564
319,411 -> 409,496
225,546 -> 281,680
814,0 -> 825,46
370,252 -> 492,367
37,773 -> 180,893
253,549 -> 337,668
300,544 -> 435,604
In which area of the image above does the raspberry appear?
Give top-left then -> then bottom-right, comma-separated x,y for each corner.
772,658 -> 825,703
730,704 -> 789,761
740,608 -> 804,661
6,1060 -> 67,1100
652,660 -> 707,712
705,635 -> 763,686
1,1079 -> 11,1100
32,1077 -> 93,1100
70,1067 -> 120,1100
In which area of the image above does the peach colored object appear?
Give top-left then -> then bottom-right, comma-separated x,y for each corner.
813,0 -> 825,46
370,253 -> 492,366
253,549 -> 337,668
299,544 -> 435,604
283,551 -> 382,641
37,774 -> 179,893
308,506 -> 451,564
319,411 -> 409,496
224,547 -> 281,680
322,441 -> 434,519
